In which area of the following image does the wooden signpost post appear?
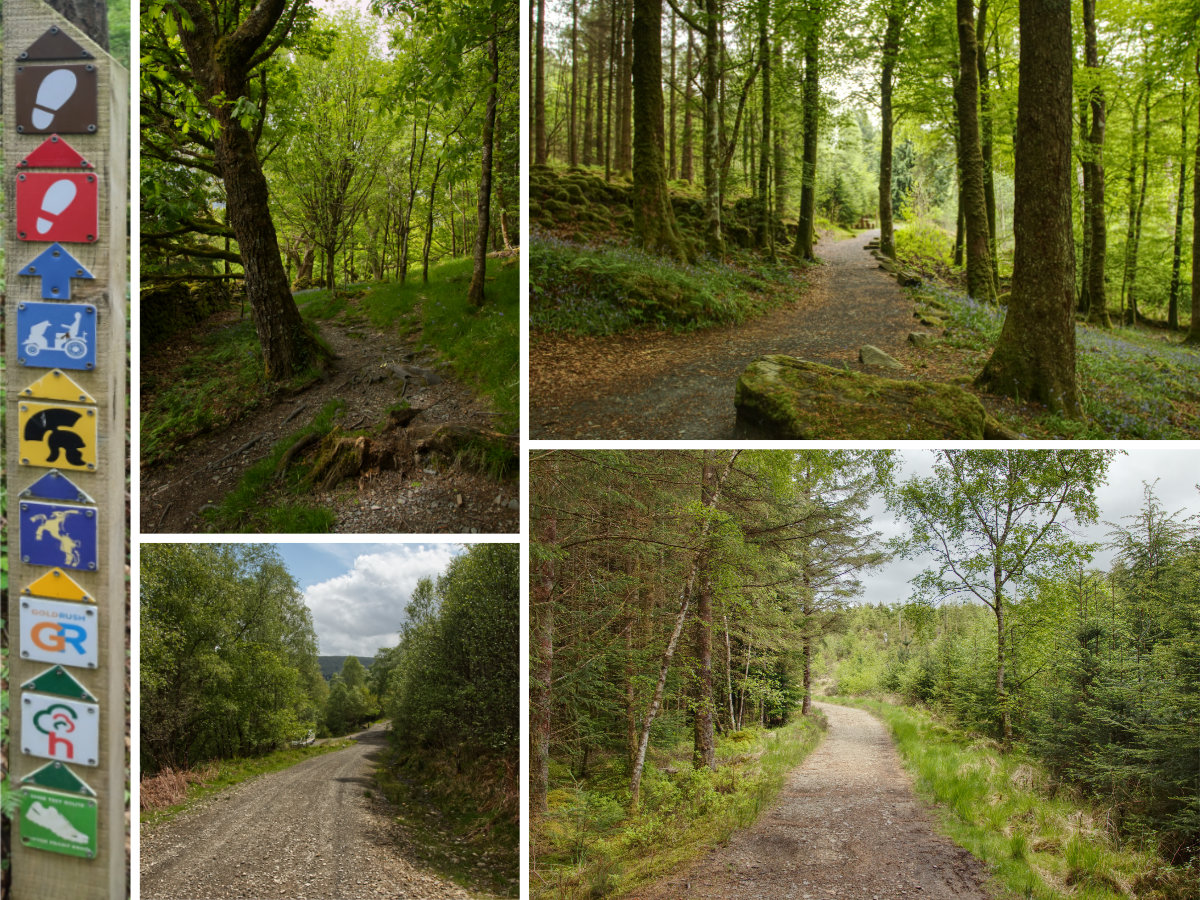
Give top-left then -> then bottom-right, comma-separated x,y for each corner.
5,0 -> 128,897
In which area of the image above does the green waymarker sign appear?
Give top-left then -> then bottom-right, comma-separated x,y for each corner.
21,761 -> 96,797
19,786 -> 98,858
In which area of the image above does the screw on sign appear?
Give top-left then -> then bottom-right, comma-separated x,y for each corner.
17,301 -> 97,369
19,247 -> 96,301
14,63 -> 98,134
16,171 -> 99,242
20,597 -> 99,668
19,500 -> 99,571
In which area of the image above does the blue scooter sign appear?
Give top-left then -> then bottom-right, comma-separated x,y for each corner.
16,301 -> 96,370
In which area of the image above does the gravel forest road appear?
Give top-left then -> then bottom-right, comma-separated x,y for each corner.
141,724 -> 474,900
632,703 -> 995,900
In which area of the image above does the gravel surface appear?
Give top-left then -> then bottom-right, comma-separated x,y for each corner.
141,725 -> 475,900
530,230 -> 921,439
632,703 -> 995,900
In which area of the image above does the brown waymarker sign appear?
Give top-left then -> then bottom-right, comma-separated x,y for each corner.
4,0 -> 128,898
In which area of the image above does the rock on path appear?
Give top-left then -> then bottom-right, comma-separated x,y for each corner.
141,724 -> 474,900
632,702 -> 994,900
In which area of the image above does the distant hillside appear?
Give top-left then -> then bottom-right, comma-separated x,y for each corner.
318,656 -> 375,681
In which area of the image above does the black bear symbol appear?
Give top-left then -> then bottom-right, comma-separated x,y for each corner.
24,408 -> 87,466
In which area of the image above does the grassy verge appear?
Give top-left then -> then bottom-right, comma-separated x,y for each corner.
139,740 -> 353,829
530,231 -> 801,336
830,697 -> 1187,899
375,747 -> 519,898
200,399 -> 345,533
357,256 -> 519,430
533,715 -> 826,900
911,284 -> 1200,438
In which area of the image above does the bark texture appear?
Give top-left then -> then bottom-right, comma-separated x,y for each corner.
793,18 -> 819,260
535,0 -> 547,164
1083,0 -> 1109,326
631,0 -> 686,259
467,32 -> 498,307
976,0 -> 1079,416
702,0 -> 724,256
878,10 -> 902,260
955,0 -> 997,302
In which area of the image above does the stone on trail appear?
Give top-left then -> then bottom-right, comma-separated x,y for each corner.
859,345 -> 905,369
907,331 -> 933,349
734,355 -> 1017,439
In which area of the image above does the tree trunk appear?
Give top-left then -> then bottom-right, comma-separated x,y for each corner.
569,0 -> 579,167
702,0 -> 723,255
595,17 -> 607,166
723,615 -> 736,731
773,39 -> 787,219
756,0 -> 772,249
1169,85 -> 1188,330
535,0 -> 547,164
977,0 -> 998,286
531,511 -> 556,815
631,0 -> 686,259
802,633 -> 813,716
423,159 -> 445,282
1083,0 -> 1109,326
793,16 -> 819,260
682,36 -> 695,183
1189,48 -> 1200,344
692,562 -> 715,770
47,0 -> 107,46
606,0 -> 620,179
976,0 -> 1078,416
956,0 -> 997,302
618,0 -> 634,177
1126,88 -> 1151,323
669,11 -> 678,179
879,9 -> 902,259
582,50 -> 595,167
467,32 -> 498,307
994,583 -> 1011,743
1078,97 -> 1092,314
1120,88 -> 1145,321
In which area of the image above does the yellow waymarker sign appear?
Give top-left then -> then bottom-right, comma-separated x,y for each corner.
23,568 -> 94,603
20,369 -> 96,404
19,402 -> 98,472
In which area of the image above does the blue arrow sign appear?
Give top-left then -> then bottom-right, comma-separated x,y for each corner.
17,243 -> 94,300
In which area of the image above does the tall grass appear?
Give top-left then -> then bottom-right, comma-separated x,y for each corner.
533,715 -> 826,899
833,698 -> 1188,900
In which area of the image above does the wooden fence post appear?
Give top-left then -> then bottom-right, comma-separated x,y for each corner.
4,0 -> 128,897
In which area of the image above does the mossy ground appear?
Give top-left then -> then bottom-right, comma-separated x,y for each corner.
530,164 -> 813,336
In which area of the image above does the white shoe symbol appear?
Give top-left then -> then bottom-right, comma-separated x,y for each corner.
26,800 -> 88,844
37,179 -> 78,235
32,68 -> 78,130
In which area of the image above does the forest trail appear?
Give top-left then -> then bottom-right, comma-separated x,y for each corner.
531,230 -> 917,439
141,724 -> 475,900
141,310 -> 519,534
632,703 -> 994,900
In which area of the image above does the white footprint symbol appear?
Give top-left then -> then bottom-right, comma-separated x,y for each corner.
37,179 -> 78,234
31,68 -> 78,130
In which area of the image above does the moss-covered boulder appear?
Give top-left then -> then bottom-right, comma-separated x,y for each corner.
734,355 -> 1016,439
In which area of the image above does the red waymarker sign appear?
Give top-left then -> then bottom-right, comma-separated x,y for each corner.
16,172 -> 98,243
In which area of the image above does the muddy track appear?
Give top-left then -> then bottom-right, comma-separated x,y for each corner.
632,702 -> 995,900
530,230 -> 920,439
140,724 -> 476,900
141,314 -> 518,534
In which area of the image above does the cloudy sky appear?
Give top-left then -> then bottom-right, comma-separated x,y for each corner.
858,448 -> 1200,607
276,543 -> 464,655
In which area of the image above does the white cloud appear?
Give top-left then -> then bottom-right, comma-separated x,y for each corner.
302,545 -> 461,655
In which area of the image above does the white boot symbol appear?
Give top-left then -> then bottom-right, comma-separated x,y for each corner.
26,800 -> 88,844
37,179 -> 78,234
32,68 -> 78,130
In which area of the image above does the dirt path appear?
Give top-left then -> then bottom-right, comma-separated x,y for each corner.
530,230 -> 920,439
632,703 -> 994,900
141,312 -> 518,534
141,724 -> 476,900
